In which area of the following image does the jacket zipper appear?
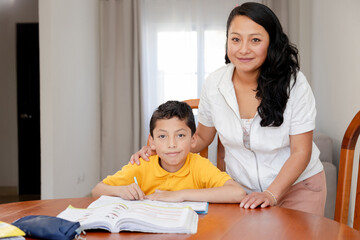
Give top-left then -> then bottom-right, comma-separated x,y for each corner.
251,150 -> 263,192
246,113 -> 263,192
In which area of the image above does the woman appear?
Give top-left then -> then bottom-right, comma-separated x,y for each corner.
131,2 -> 326,216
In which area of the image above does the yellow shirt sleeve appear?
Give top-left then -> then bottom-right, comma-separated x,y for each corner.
190,153 -> 232,188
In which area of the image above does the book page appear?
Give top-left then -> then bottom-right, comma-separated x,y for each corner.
89,195 -> 208,214
58,202 -> 198,234
57,205 -> 122,232
114,203 -> 197,233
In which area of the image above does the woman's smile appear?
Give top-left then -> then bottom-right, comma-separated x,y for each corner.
237,57 -> 253,63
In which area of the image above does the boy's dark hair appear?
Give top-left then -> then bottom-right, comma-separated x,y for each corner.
225,2 -> 299,127
150,101 -> 196,137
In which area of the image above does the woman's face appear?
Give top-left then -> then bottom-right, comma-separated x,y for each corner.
227,15 -> 270,75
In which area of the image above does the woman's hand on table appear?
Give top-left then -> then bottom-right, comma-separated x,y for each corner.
239,191 -> 276,209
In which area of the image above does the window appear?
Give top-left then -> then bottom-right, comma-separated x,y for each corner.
157,30 -> 226,102
157,31 -> 198,102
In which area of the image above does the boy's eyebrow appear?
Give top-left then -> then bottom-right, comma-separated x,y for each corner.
156,129 -> 167,133
175,128 -> 187,132
155,128 -> 187,133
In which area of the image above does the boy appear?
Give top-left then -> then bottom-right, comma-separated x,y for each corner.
92,101 -> 246,203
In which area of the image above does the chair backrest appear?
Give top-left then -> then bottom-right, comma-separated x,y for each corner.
183,99 -> 225,171
334,111 -> 360,229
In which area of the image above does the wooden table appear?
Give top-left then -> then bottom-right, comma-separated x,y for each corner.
1,197 -> 359,240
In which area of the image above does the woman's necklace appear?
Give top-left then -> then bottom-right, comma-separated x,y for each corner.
233,71 -> 257,150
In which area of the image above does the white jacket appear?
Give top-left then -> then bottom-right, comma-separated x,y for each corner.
198,63 -> 323,193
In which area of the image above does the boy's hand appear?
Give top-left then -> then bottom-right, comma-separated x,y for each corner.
129,146 -> 156,165
117,183 -> 145,200
239,191 -> 274,209
146,190 -> 183,202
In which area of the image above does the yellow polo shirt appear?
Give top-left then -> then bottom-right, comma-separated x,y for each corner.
103,152 -> 232,195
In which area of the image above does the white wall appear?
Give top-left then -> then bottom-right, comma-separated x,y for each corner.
0,0 -> 38,188
39,0 -> 101,199
312,0 -> 360,226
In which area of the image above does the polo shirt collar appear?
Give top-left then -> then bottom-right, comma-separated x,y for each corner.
153,154 -> 191,177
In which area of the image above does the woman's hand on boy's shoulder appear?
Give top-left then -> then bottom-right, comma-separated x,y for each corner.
129,145 -> 155,165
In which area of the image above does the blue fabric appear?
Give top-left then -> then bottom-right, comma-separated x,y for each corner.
12,215 -> 80,240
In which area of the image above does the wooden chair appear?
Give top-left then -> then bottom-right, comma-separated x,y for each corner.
183,99 -> 225,171
334,111 -> 360,229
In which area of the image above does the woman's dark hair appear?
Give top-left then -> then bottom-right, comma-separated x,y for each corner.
150,101 -> 196,137
225,2 -> 299,127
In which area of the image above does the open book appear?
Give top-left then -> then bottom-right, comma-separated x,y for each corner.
57,196 -> 200,234
89,195 -> 209,214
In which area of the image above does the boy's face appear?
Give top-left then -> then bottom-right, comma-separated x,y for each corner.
150,117 -> 197,173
